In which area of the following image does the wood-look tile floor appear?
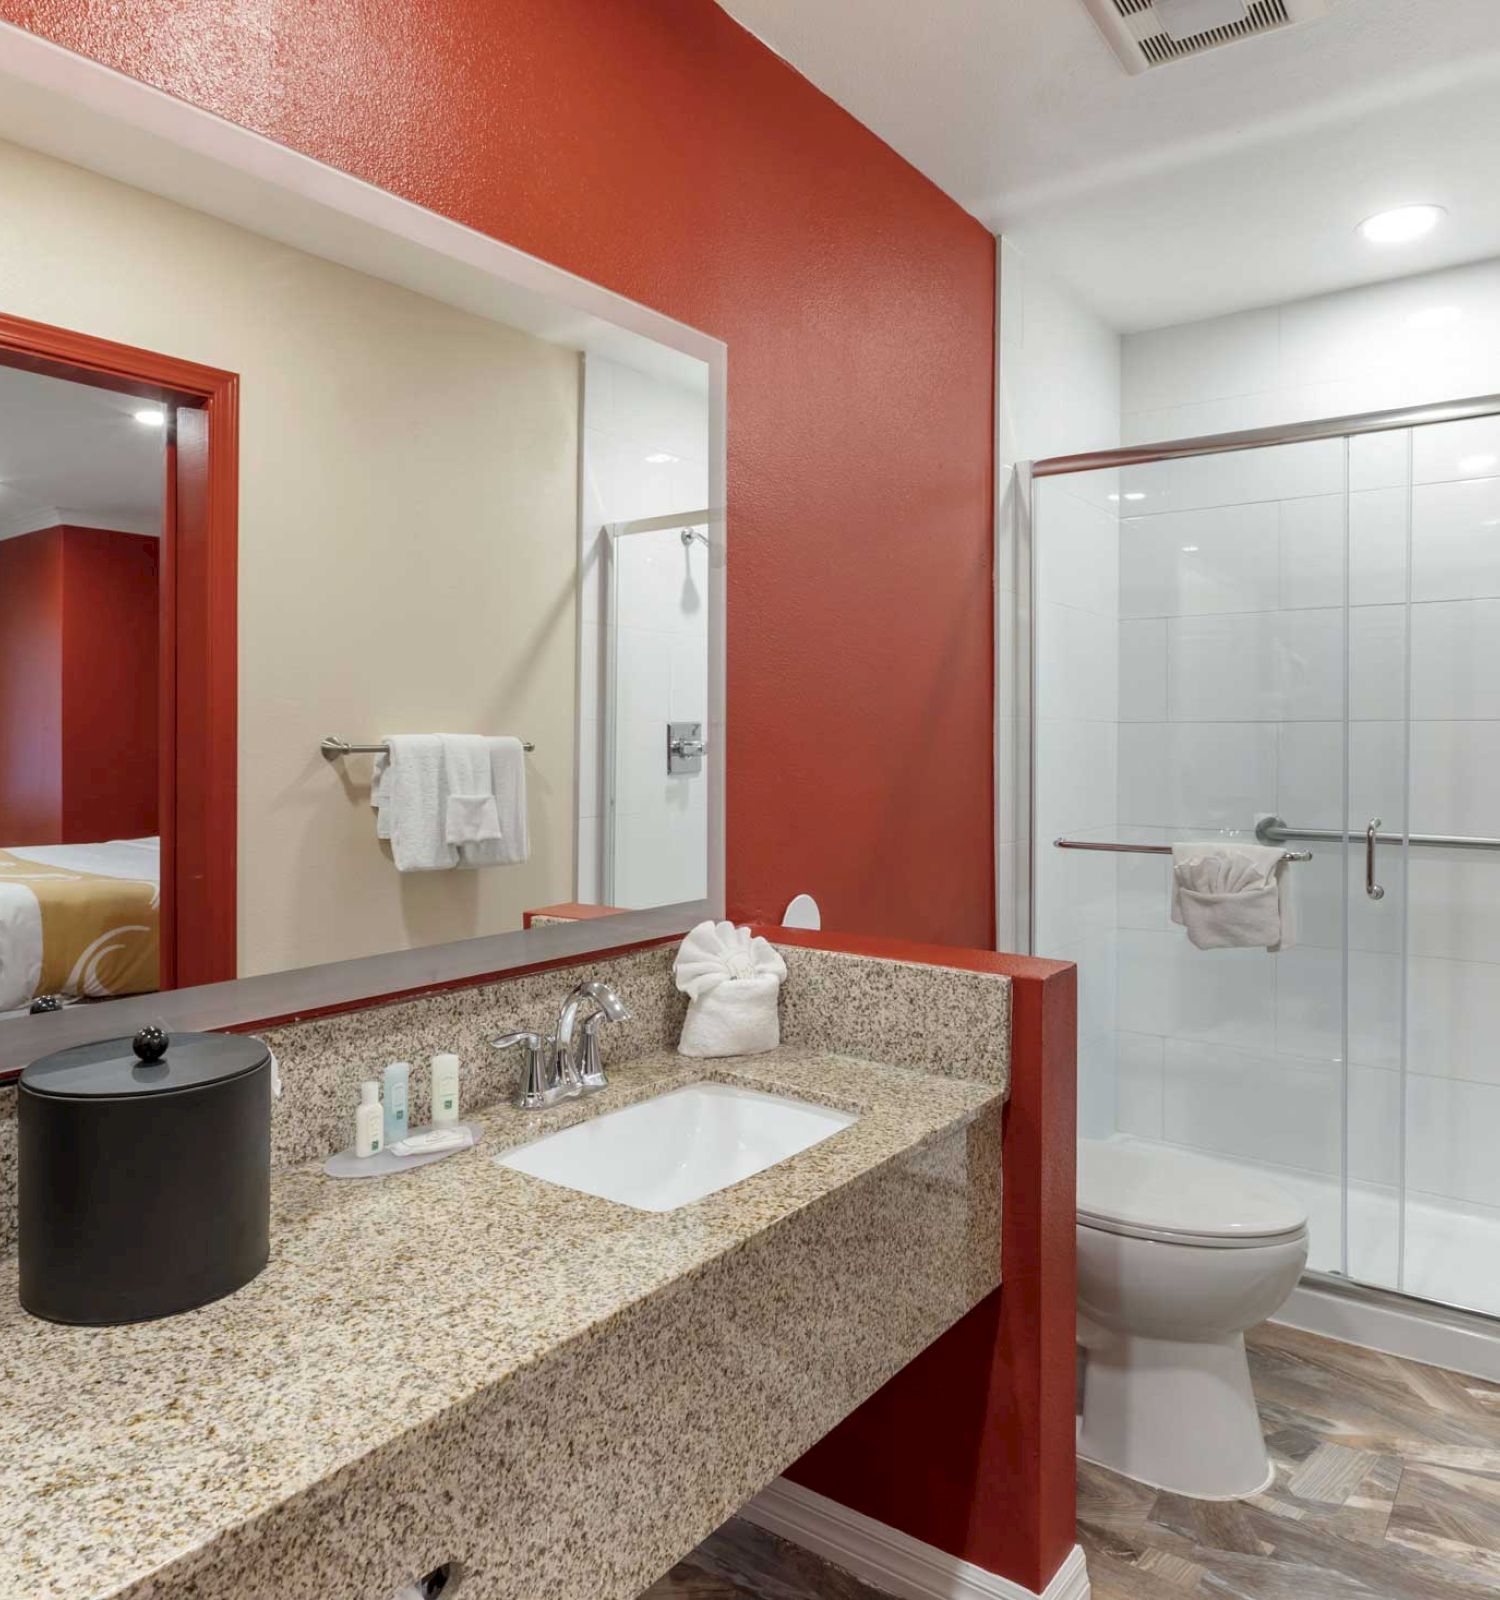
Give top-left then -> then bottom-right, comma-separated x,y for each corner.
641,1323 -> 1500,1600
1081,1320 -> 1500,1599
642,1516 -> 892,1599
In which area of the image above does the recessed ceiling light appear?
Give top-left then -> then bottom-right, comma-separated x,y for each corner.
133,408 -> 166,427
1358,205 -> 1445,246
1181,545 -> 1200,553
1124,492 -> 1146,502
1458,453 -> 1498,475
644,451 -> 679,464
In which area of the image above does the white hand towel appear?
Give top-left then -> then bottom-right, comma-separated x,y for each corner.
673,919 -> 788,1057
461,737 -> 529,867
1171,843 -> 1296,952
372,735 -> 458,872
371,749 -> 393,839
440,734 -> 503,848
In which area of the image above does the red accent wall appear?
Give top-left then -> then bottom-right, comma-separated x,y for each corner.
59,526 -> 161,842
0,0 -> 998,950
0,525 -> 159,845
0,527 -> 64,841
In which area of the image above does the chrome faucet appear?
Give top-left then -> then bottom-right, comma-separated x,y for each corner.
556,979 -> 631,1091
491,978 -> 632,1110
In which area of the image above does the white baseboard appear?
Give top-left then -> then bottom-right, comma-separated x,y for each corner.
742,1478 -> 1090,1600
1275,1281 -> 1500,1383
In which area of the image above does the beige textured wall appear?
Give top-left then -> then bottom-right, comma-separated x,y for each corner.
0,139 -> 579,975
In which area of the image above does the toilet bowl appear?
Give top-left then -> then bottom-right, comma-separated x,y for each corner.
1076,1139 -> 1308,1500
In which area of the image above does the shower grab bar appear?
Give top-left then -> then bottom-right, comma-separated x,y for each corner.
1052,837 -> 1313,863
1256,816 -> 1500,853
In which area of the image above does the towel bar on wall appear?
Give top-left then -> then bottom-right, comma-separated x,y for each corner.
1053,837 -> 1313,863
320,735 -> 535,760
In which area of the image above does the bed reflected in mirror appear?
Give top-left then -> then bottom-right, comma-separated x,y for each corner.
0,367 -> 165,1020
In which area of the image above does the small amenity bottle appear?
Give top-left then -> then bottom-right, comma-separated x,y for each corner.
430,1053 -> 461,1127
382,1061 -> 410,1147
355,1081 -> 383,1158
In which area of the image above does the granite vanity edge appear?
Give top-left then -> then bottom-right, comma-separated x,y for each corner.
0,1036 -> 1004,1600
74,1076 -> 1004,1600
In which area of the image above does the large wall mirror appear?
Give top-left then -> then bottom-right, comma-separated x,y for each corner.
0,36 -> 724,1066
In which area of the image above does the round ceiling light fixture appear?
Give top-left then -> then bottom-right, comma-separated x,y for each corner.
1358,205 -> 1445,246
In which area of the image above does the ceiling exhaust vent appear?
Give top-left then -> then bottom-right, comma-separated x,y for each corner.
1079,0 -> 1329,74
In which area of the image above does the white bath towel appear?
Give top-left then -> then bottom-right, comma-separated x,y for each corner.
1171,842 -> 1296,952
673,919 -> 788,1057
441,734 -> 503,850
460,737 -> 529,866
371,735 -> 457,872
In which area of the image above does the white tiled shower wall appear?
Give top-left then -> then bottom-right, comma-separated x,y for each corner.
1093,258 -> 1500,1240
578,356 -> 710,907
1123,257 -> 1500,446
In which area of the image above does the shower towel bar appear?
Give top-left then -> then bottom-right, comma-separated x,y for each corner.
1053,837 -> 1313,863
321,735 -> 535,760
1256,816 -> 1500,853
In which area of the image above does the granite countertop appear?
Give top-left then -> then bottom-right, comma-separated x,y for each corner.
0,1044 -> 1001,1600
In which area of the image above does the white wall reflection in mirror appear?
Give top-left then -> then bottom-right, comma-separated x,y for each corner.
0,126 -> 717,1023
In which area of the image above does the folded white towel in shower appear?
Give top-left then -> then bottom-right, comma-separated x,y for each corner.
1171,843 -> 1296,952
673,919 -> 788,1057
372,734 -> 458,872
460,736 -> 529,866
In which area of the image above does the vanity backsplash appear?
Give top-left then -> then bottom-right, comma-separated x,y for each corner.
0,937 -> 1011,1254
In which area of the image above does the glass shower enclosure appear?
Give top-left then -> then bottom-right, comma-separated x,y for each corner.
601,513 -> 711,909
1027,397 -> 1500,1319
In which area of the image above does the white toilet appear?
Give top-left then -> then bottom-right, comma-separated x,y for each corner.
1076,1139 -> 1309,1500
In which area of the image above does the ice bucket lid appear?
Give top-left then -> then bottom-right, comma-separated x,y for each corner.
19,1030 -> 270,1100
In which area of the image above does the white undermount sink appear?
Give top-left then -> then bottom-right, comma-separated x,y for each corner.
494,1081 -> 858,1212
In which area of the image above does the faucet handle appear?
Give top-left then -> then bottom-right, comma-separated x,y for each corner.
492,1030 -> 566,1111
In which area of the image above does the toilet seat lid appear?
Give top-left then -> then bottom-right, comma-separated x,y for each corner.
1078,1139 -> 1307,1245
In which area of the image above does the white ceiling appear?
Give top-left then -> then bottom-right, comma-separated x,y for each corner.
0,364 -> 164,541
716,0 -> 1500,331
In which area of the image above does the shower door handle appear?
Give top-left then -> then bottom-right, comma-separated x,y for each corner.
1366,818 -> 1385,901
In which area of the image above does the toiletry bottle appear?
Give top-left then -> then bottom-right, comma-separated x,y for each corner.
355,1082 -> 383,1158
383,1061 -> 410,1147
430,1053 -> 461,1127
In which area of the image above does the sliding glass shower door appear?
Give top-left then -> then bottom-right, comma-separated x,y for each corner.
1344,416 -> 1500,1315
1340,425 -> 1411,1298
1030,402 -> 1500,1319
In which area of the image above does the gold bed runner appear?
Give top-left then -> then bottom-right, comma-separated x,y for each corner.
0,848 -> 159,1000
